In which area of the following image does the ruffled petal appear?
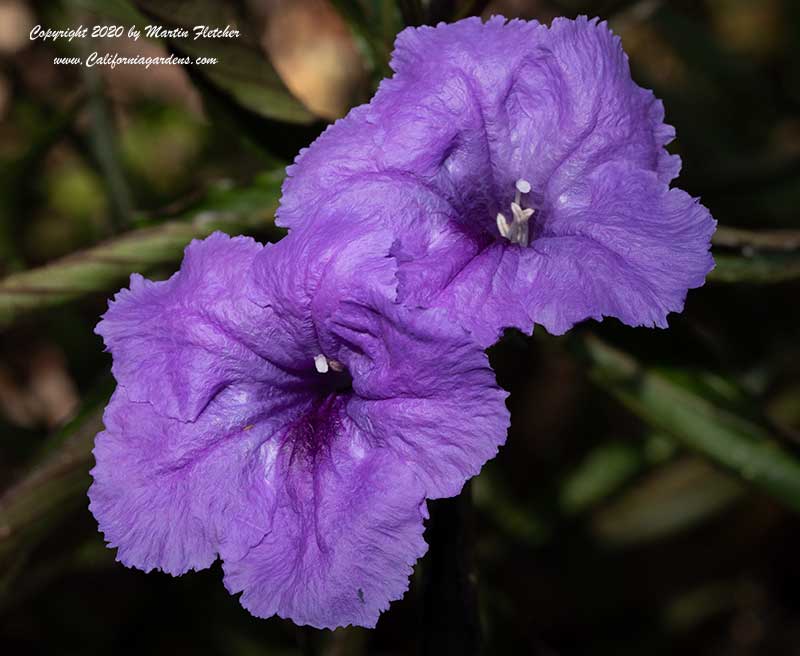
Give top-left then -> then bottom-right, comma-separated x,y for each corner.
521,161 -> 716,334
402,241 -> 533,348
95,233 -> 282,422
223,409 -> 428,630
279,16 -> 678,234
92,198 -> 507,628
245,216 -> 400,379
253,222 -> 510,499
88,383 -> 305,575
275,16 -> 702,346
326,298 -> 510,498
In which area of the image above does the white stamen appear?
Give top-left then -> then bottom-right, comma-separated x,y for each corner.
498,181 -> 535,247
329,359 -> 344,373
511,203 -> 534,223
496,212 -> 510,238
314,354 -> 329,374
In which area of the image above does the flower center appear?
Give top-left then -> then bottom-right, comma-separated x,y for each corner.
312,353 -> 353,395
314,353 -> 344,374
285,393 -> 347,465
496,179 -> 534,247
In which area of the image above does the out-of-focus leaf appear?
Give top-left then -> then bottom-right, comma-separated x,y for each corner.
473,469 -> 551,546
397,0 -> 424,26
133,0 -> 316,125
714,226 -> 800,251
662,580 -> 743,634
81,57 -> 133,230
70,0 -> 145,23
331,0 -> 397,78
0,538 -> 114,612
0,96 -> 85,271
591,457 -> 744,546
710,253 -> 800,283
0,173 -> 283,328
173,38 -> 315,125
560,435 -> 677,516
0,377 -> 112,565
709,226 -> 800,283
583,336 -> 800,513
427,0 -> 491,22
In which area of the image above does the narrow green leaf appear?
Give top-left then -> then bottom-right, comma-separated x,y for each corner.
172,38 -> 316,125
560,443 -> 644,515
427,0 -> 491,22
397,0 -> 425,26
70,0 -> 145,23
133,0 -> 316,124
559,434 -> 677,516
709,252 -> 800,283
473,469 -> 551,546
0,378 -> 112,564
709,226 -> 800,283
582,336 -> 800,512
0,174 -> 283,328
714,226 -> 800,251
331,0 -> 395,79
592,457 -> 743,546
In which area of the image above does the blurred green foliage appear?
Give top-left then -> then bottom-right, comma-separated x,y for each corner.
2,0 -> 800,655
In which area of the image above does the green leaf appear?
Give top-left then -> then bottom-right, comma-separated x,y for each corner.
709,227 -> 800,283
559,436 -> 678,516
0,378 -> 113,565
0,173 -> 284,328
330,0 -> 397,80
473,468 -> 551,547
582,336 -> 800,512
173,38 -> 315,125
426,0 -> 491,22
709,252 -> 800,283
591,457 -> 743,546
714,226 -> 800,251
396,0 -> 424,26
133,0 -> 316,125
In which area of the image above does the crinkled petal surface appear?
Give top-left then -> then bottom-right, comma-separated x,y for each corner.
518,162 -> 716,334
95,233 -> 281,422
223,412 -> 428,630
89,383 -> 297,574
277,16 -> 714,346
334,299 -> 510,498
92,228 -> 509,629
251,221 -> 510,499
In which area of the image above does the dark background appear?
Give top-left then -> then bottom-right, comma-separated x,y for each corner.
2,0 -> 800,654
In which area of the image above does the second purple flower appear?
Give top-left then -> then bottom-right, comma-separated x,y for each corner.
278,16 -> 716,346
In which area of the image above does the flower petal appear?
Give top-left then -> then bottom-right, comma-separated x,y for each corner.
252,219 -> 510,499
88,383 -> 305,575
223,410 -> 428,630
328,298 -> 510,498
522,161 -> 716,334
95,233 -> 279,422
275,16 -> 701,346
279,16 -> 678,234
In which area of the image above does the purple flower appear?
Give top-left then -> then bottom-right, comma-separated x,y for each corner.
278,16 -> 716,346
89,229 -> 509,629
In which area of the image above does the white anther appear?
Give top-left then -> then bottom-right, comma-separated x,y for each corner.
314,354 -> 329,374
498,181 -> 535,247
511,203 -> 534,224
314,354 -> 345,374
496,212 -> 511,238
